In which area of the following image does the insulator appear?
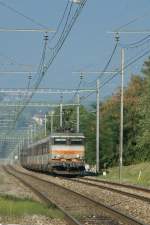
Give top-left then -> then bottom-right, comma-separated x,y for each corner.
80,72 -> 84,80
44,33 -> 49,41
115,32 -> 120,42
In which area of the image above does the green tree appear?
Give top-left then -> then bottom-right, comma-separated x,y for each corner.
100,75 -> 144,167
137,58 -> 150,160
100,94 -> 120,167
123,76 -> 144,164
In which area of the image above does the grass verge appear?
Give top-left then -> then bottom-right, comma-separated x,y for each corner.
0,194 -> 63,219
99,162 -> 150,187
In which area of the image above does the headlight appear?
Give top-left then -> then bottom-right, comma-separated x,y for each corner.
56,154 -> 60,159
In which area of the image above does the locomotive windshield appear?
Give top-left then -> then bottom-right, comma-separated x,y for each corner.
54,138 -> 66,144
70,138 -> 83,145
52,135 -> 84,145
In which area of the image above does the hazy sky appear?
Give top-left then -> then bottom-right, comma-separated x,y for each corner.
0,0 -> 150,102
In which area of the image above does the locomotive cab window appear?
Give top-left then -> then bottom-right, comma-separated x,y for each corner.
70,138 -> 83,145
54,138 -> 66,145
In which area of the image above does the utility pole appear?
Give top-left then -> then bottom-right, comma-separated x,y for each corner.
44,114 -> 47,136
27,130 -> 30,146
30,126 -> 33,143
60,94 -> 63,128
51,112 -> 54,134
96,79 -> 100,174
60,104 -> 63,128
76,94 -> 80,133
34,124 -> 36,140
119,48 -> 125,182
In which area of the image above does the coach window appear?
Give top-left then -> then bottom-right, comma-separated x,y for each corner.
38,146 -> 40,155
43,143 -> 46,154
42,144 -> 45,154
40,144 -> 42,155
46,143 -> 48,153
42,144 -> 44,154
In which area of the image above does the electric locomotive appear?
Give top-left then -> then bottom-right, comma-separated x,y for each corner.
20,132 -> 85,175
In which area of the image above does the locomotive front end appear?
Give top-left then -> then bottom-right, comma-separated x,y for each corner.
49,133 -> 85,175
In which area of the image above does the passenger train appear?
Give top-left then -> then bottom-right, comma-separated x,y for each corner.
20,132 -> 85,175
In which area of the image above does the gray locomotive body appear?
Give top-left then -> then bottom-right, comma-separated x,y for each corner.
20,132 -> 85,175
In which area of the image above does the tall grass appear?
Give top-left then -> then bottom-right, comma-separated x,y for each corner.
0,194 -> 63,219
99,162 -> 150,187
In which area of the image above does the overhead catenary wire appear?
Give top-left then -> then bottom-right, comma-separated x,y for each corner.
115,11 -> 150,32
73,37 -> 120,103
100,48 -> 150,89
14,33 -> 49,123
0,51 -> 36,69
48,0 -> 70,44
81,34 -> 150,102
1,33 -> 49,135
69,72 -> 84,103
86,38 -> 119,88
46,0 -> 87,71
9,0 -> 87,126
25,0 -> 87,96
119,35 -> 150,49
81,47 -> 150,102
0,0 -> 48,29
52,2 -> 74,50
15,0 -> 87,115
0,1 -> 86,137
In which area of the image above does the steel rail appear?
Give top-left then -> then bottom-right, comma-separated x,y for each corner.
83,177 -> 150,194
3,166 -> 83,225
8,166 -> 147,225
69,178 -> 150,203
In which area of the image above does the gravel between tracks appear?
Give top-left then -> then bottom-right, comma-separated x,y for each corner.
0,215 -> 67,225
0,166 -> 38,200
84,177 -> 150,199
13,166 -> 125,225
16,166 -> 150,225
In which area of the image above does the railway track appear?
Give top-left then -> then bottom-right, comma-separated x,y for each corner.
84,177 -> 150,194
68,177 -> 150,203
3,165 -> 147,225
3,166 -> 82,225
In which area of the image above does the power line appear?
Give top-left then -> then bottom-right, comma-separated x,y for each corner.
81,47 -> 150,102
0,0 -> 48,29
119,35 -> 150,49
80,91 -> 95,102
52,2 -> 73,50
100,48 -> 150,88
115,11 -> 150,31
46,0 -> 87,71
0,0 -> 88,136
48,0 -> 70,44
88,38 -> 119,87
0,51 -> 37,69
70,72 -> 84,103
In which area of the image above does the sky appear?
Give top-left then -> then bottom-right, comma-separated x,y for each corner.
0,0 -> 150,103
0,0 -> 150,156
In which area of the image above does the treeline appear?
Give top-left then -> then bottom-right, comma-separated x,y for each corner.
47,57 -> 150,168
81,57 -> 150,167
